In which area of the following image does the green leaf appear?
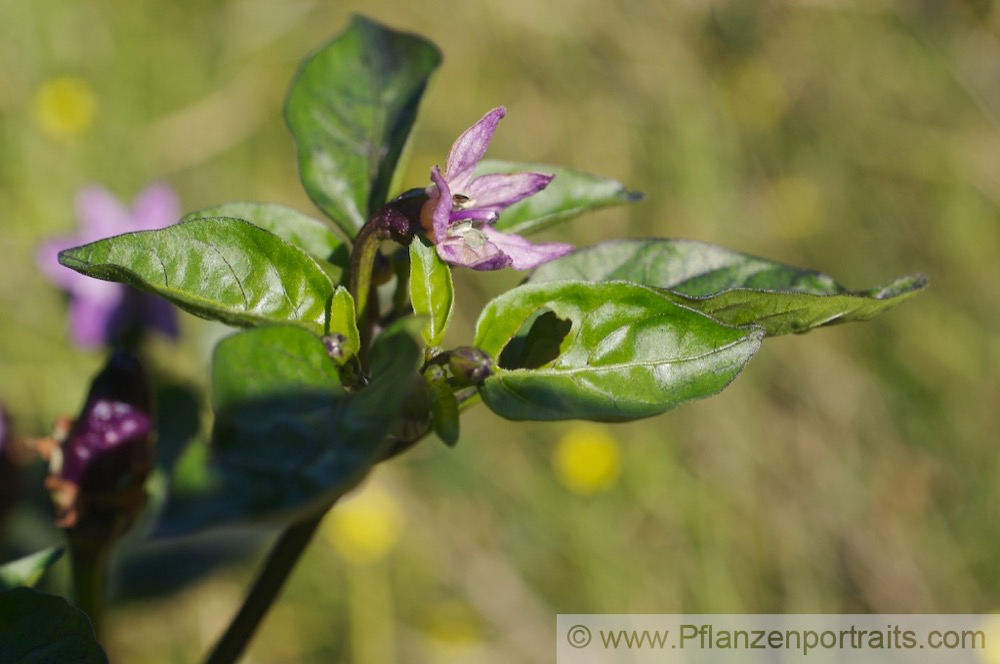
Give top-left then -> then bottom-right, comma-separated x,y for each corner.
0,587 -> 107,663
286,15 -> 442,237
474,281 -> 763,421
210,325 -> 345,413
424,365 -> 459,447
529,239 -> 928,336
181,201 -> 349,285
58,217 -> 336,334
408,236 -> 454,345
477,160 -> 642,236
329,287 -> 361,360
157,323 -> 420,535
0,547 -> 65,590
429,380 -> 459,447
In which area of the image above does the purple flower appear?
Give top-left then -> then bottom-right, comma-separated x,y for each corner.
46,350 -> 154,531
419,107 -> 573,270
37,183 -> 180,349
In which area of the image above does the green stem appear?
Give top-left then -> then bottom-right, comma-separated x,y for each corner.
204,513 -> 324,664
69,537 -> 112,638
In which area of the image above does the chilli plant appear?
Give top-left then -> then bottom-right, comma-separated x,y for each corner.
0,15 -> 925,663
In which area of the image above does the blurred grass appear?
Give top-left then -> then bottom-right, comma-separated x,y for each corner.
2,0 -> 999,662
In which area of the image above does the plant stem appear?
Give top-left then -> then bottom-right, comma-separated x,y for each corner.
69,537 -> 111,638
204,513 -> 324,664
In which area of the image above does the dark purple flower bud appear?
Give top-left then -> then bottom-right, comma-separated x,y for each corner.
447,346 -> 493,387
0,406 -> 10,458
367,187 -> 430,247
46,350 -> 154,536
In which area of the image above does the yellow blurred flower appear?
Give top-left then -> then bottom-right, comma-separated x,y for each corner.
326,484 -> 404,565
422,600 -> 485,646
32,76 -> 97,139
553,425 -> 621,495
978,614 -> 1000,664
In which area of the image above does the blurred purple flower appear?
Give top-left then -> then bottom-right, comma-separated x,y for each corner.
46,350 -> 154,531
419,107 -> 573,270
36,183 -> 180,349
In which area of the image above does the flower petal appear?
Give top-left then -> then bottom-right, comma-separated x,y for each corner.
436,234 -> 512,271
36,237 -> 83,289
75,186 -> 130,239
427,166 -> 453,242
69,290 -> 125,349
481,227 -> 574,270
445,107 -> 505,192
131,183 -> 180,231
465,171 -> 553,211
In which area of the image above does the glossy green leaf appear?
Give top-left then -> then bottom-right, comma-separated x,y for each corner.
329,286 -> 361,360
156,323 -> 420,535
474,281 -> 763,421
478,160 -> 642,236
0,587 -> 107,663
58,217 -> 335,334
286,15 -> 442,237
181,201 -> 348,285
529,239 -> 928,336
408,236 -> 454,345
210,325 -> 344,413
0,547 -> 64,590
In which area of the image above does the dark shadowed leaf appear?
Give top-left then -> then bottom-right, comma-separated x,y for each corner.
477,160 -> 642,236
0,587 -> 107,663
156,324 -> 420,536
181,202 -> 348,284
529,239 -> 927,336
58,217 -> 335,334
409,236 -> 454,346
286,15 -> 442,237
474,281 -> 763,421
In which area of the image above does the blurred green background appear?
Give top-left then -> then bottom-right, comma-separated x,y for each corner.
2,0 -> 999,662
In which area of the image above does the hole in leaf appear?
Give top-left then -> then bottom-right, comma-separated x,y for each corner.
498,309 -> 572,370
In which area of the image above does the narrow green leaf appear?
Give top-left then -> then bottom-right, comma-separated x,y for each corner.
425,366 -> 459,446
329,286 -> 361,360
58,217 -> 335,334
181,201 -> 349,285
0,547 -> 65,590
477,160 -> 642,236
0,587 -> 107,663
286,15 -> 442,237
157,323 -> 420,535
529,239 -> 928,336
474,281 -> 763,421
408,236 -> 454,345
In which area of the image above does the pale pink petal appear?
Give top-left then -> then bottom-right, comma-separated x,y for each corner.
436,234 -> 512,271
466,171 -> 553,211
481,227 -> 574,270
445,107 -> 506,192
428,166 -> 453,242
131,183 -> 180,231
75,186 -> 130,239
69,289 -> 125,349
36,237 -> 83,289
